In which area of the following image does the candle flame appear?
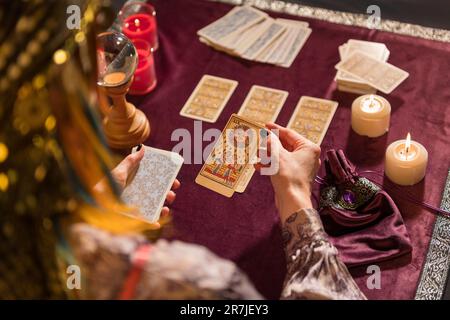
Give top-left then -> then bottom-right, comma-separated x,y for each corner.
405,133 -> 411,152
134,19 -> 140,27
404,132 -> 411,160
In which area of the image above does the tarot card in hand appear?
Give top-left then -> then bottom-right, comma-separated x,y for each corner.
287,96 -> 338,145
235,85 -> 287,192
335,50 -> 409,94
196,114 -> 267,197
180,75 -> 238,123
121,146 -> 184,223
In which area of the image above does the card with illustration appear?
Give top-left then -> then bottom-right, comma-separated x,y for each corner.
196,114 -> 267,197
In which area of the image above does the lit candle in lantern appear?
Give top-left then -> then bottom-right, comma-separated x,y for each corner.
351,94 -> 391,137
120,2 -> 158,50
385,133 -> 428,186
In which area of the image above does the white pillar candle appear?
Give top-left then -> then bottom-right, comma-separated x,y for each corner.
351,94 -> 391,137
385,133 -> 428,186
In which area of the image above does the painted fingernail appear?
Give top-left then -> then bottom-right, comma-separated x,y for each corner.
136,144 -> 143,151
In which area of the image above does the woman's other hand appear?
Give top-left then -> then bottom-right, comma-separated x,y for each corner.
260,123 -> 321,223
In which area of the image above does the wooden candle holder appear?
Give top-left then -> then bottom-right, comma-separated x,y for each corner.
101,74 -> 150,150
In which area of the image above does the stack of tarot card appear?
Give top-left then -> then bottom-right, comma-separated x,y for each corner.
335,39 -> 390,94
197,6 -> 311,68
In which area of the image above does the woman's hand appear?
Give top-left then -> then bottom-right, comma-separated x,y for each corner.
96,147 -> 181,222
258,123 -> 321,223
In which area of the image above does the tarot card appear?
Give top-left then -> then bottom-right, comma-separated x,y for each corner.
338,44 -> 347,61
287,96 -> 338,145
121,146 -> 184,223
198,37 -> 239,57
337,82 -> 377,95
223,18 -> 272,54
197,6 -> 267,45
238,85 -> 288,125
255,31 -> 285,62
278,26 -> 311,68
242,21 -> 286,60
276,18 -> 309,28
263,25 -> 298,64
248,18 -> 309,63
180,75 -> 238,123
196,114 -> 267,197
236,85 -> 289,193
337,40 -> 389,83
346,39 -> 388,60
335,50 -> 409,94
235,164 -> 255,193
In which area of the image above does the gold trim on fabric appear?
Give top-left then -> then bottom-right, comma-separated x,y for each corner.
210,0 -> 450,43
415,170 -> 450,300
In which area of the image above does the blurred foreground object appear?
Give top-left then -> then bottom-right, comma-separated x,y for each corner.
0,0 -> 154,299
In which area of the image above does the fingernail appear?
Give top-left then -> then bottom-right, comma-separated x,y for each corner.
136,144 -> 143,151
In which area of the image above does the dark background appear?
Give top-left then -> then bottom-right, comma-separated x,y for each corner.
112,0 -> 450,30
285,0 -> 450,30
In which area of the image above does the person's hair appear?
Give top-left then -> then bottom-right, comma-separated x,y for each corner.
0,0 -> 155,298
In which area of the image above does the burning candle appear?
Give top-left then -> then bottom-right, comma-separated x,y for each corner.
129,39 -> 157,95
119,2 -> 158,50
385,133 -> 428,186
351,94 -> 391,137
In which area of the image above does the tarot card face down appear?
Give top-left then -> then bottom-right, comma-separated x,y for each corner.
238,85 -> 288,125
196,114 -> 267,197
241,20 -> 286,60
337,40 -> 389,83
197,6 -> 267,45
335,51 -> 409,94
180,75 -> 238,123
121,146 -> 184,223
287,96 -> 338,145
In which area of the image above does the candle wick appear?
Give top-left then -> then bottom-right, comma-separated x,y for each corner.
369,95 -> 374,108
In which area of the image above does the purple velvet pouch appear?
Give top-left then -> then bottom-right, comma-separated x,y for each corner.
319,149 -> 412,267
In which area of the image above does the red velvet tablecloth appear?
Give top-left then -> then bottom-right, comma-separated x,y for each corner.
132,0 -> 450,299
